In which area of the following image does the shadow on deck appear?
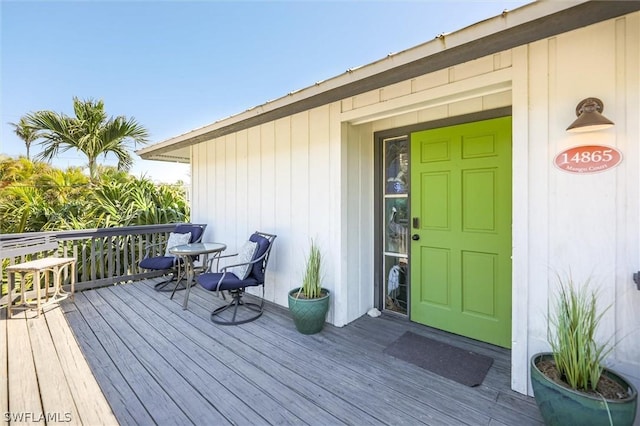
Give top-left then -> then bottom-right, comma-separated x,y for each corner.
4,279 -> 543,425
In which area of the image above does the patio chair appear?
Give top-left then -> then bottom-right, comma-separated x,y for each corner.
139,223 -> 207,291
196,231 -> 276,325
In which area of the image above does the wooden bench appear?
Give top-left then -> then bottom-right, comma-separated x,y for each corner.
1,236 -> 76,318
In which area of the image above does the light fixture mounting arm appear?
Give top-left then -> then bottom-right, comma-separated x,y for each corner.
575,98 -> 604,116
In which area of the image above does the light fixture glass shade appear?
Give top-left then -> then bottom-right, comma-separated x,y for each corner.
566,98 -> 614,133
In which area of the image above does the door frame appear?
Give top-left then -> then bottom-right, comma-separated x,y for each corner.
373,107 -> 512,316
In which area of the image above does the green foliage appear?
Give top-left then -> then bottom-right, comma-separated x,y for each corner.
297,239 -> 323,299
25,97 -> 149,181
0,157 -> 189,233
548,275 -> 612,392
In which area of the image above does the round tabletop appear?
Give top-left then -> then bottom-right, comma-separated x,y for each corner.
168,242 -> 227,256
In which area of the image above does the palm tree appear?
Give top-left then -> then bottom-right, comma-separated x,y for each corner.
25,97 -> 149,181
9,117 -> 42,159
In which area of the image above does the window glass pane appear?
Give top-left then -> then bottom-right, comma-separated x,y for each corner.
385,138 -> 408,194
385,198 -> 408,255
384,256 -> 408,314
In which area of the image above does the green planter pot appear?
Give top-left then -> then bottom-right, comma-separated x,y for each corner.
287,288 -> 330,335
530,353 -> 638,426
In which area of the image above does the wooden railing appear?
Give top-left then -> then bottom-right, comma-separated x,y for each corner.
0,224 -> 194,298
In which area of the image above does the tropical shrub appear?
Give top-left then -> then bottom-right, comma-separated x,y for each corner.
0,157 -> 189,233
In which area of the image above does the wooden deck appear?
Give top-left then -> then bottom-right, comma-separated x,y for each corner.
1,303 -> 117,425
3,279 -> 544,425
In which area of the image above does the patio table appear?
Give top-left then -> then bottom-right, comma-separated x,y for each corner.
168,242 -> 226,309
7,257 -> 76,318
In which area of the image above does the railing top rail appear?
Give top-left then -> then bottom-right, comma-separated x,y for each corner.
0,234 -> 55,246
0,235 -> 59,258
0,223 -> 207,242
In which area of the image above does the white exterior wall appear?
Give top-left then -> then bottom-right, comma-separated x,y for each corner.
189,11 -> 639,396
190,103 -> 352,326
518,14 -> 640,395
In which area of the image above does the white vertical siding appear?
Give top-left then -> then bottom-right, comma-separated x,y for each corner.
273,117 -> 292,307
617,14 -> 640,369
516,14 -> 640,395
343,122 -> 375,323
188,10 -> 639,399
190,104 -> 344,325
510,43 -> 534,396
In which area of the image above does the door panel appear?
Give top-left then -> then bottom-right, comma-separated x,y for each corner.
410,116 -> 512,348
420,246 -> 450,306
462,169 -> 496,232
422,172 -> 450,229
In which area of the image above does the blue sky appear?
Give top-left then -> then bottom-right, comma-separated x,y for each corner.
1,0 -> 531,183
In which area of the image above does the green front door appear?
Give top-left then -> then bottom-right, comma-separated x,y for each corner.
410,116 -> 512,348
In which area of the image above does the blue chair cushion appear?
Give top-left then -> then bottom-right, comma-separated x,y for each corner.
140,256 -> 177,270
249,233 -> 270,282
197,272 -> 259,291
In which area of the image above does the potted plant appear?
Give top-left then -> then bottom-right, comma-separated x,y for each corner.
287,239 -> 330,334
530,276 -> 638,425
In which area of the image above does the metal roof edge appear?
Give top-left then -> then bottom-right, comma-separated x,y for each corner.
138,0 -> 640,159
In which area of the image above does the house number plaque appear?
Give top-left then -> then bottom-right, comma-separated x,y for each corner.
554,145 -> 622,174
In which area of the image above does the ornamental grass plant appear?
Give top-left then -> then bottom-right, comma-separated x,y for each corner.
296,239 -> 323,299
548,276 -> 612,392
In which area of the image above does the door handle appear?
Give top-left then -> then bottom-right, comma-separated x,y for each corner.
412,234 -> 420,241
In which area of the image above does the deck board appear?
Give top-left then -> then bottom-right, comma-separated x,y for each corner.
62,306 -> 155,426
7,311 -> 42,426
70,292 -> 192,425
0,309 -> 8,426
26,313 -> 81,425
4,279 -> 544,425
71,281 -> 541,425
3,304 -> 118,426
118,281 -> 357,424
121,282 -> 388,425
45,307 -> 118,425
183,286 -> 477,425
81,289 -> 223,425
182,284 -> 488,424
95,286 -> 296,425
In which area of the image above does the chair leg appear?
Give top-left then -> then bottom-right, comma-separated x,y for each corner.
210,288 -> 264,325
155,264 -> 186,292
153,276 -> 176,291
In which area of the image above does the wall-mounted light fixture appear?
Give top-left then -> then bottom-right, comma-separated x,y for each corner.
566,97 -> 614,133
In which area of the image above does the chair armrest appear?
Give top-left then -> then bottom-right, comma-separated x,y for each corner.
144,241 -> 165,249
211,249 -> 271,293
219,250 -> 269,273
142,240 -> 167,258
217,252 -> 238,261
204,252 -> 238,272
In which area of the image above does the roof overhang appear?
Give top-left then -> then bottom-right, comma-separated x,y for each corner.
137,0 -> 640,163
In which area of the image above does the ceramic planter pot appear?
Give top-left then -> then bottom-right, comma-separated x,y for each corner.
530,352 -> 638,426
287,288 -> 330,335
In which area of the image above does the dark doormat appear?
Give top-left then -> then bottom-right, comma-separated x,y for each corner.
383,331 -> 493,387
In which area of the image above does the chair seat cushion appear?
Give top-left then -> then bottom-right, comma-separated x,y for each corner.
197,272 -> 259,291
140,256 -> 177,270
